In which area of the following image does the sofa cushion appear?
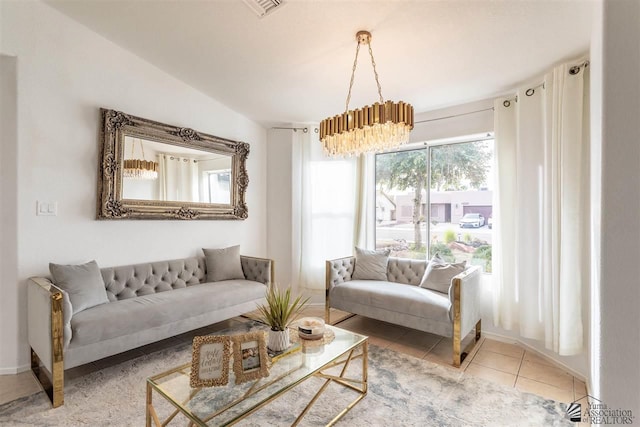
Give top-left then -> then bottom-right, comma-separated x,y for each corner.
352,247 -> 390,281
70,280 -> 265,347
203,246 -> 245,282
49,260 -> 109,315
331,280 -> 451,324
419,254 -> 466,294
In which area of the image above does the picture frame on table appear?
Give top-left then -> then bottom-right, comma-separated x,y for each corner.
232,331 -> 269,384
190,335 -> 231,388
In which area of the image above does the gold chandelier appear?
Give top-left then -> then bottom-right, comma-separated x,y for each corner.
320,30 -> 414,157
123,138 -> 158,180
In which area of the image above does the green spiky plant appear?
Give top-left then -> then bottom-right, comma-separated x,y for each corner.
256,285 -> 310,331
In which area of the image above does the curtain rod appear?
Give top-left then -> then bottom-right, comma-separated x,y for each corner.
272,126 -> 308,133
502,60 -> 589,107
271,126 -> 319,133
414,107 -> 494,124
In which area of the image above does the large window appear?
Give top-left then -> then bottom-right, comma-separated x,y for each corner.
375,138 -> 494,272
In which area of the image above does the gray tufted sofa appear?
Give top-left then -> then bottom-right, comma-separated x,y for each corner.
27,255 -> 272,407
325,256 -> 481,367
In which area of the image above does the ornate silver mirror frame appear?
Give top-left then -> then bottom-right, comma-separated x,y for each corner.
97,108 -> 249,220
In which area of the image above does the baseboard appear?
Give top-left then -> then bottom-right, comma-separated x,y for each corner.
0,363 -> 31,375
482,331 -> 587,382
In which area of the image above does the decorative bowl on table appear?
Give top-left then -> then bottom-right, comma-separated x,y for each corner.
296,317 -> 325,340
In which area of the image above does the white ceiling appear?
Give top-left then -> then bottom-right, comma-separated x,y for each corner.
45,0 -> 593,127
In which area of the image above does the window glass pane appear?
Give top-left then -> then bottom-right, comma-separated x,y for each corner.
375,149 -> 428,259
208,170 -> 231,203
429,140 -> 494,272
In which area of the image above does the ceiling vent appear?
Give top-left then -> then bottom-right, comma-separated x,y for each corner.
242,0 -> 285,18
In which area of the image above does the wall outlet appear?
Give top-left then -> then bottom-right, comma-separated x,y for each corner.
37,201 -> 57,216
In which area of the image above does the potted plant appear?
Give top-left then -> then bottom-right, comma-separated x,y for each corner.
256,285 -> 309,352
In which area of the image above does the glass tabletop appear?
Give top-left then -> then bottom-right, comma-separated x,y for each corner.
148,324 -> 367,426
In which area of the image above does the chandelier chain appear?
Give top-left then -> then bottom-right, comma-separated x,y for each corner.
130,138 -> 147,160
344,38 -> 386,113
367,42 -> 384,104
344,42 -> 361,112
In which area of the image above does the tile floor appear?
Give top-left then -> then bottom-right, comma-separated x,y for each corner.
327,309 -> 587,406
0,308 -> 587,411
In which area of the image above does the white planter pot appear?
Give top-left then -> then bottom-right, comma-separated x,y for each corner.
268,329 -> 290,352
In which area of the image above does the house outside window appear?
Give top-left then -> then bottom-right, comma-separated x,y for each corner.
375,138 -> 494,272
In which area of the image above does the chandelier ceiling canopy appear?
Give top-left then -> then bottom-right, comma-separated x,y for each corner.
319,31 -> 414,157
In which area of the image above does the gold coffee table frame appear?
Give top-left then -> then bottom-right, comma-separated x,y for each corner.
146,325 -> 368,426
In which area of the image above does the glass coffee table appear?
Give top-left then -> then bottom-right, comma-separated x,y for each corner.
146,324 -> 368,426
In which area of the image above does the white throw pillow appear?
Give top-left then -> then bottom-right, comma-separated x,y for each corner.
49,260 -> 109,315
203,245 -> 245,282
419,253 -> 466,294
352,247 -> 390,281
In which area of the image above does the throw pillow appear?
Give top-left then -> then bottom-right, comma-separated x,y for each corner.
49,260 -> 109,315
419,253 -> 466,294
352,247 -> 390,281
203,245 -> 245,282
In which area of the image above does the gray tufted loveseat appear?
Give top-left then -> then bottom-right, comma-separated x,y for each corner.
27,255 -> 272,407
325,256 -> 481,367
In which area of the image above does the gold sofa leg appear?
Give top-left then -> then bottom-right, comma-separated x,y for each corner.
325,260 -> 331,325
452,277 -> 482,368
453,319 -> 482,368
31,347 -> 64,407
31,288 -> 65,407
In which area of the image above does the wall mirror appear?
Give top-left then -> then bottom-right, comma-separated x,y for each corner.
97,109 -> 249,220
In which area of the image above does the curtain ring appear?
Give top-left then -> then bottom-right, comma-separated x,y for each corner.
525,88 -> 535,96
569,65 -> 581,75
503,100 -> 511,108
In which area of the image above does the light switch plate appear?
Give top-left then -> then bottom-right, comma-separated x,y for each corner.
37,201 -> 57,216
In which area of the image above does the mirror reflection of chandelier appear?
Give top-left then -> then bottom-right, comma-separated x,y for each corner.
123,138 -> 158,180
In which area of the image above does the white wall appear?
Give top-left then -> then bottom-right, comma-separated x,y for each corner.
410,98 -> 494,143
591,0 -> 640,414
0,1 -> 267,373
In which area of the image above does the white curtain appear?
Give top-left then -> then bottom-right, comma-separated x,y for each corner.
157,154 -> 199,202
297,128 -> 359,290
493,58 -> 589,356
354,153 -> 376,249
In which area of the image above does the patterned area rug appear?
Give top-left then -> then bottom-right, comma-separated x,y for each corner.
0,324 -> 572,426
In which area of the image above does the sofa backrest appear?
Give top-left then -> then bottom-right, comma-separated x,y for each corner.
327,256 -> 428,288
387,258 -> 427,285
101,257 -> 207,302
